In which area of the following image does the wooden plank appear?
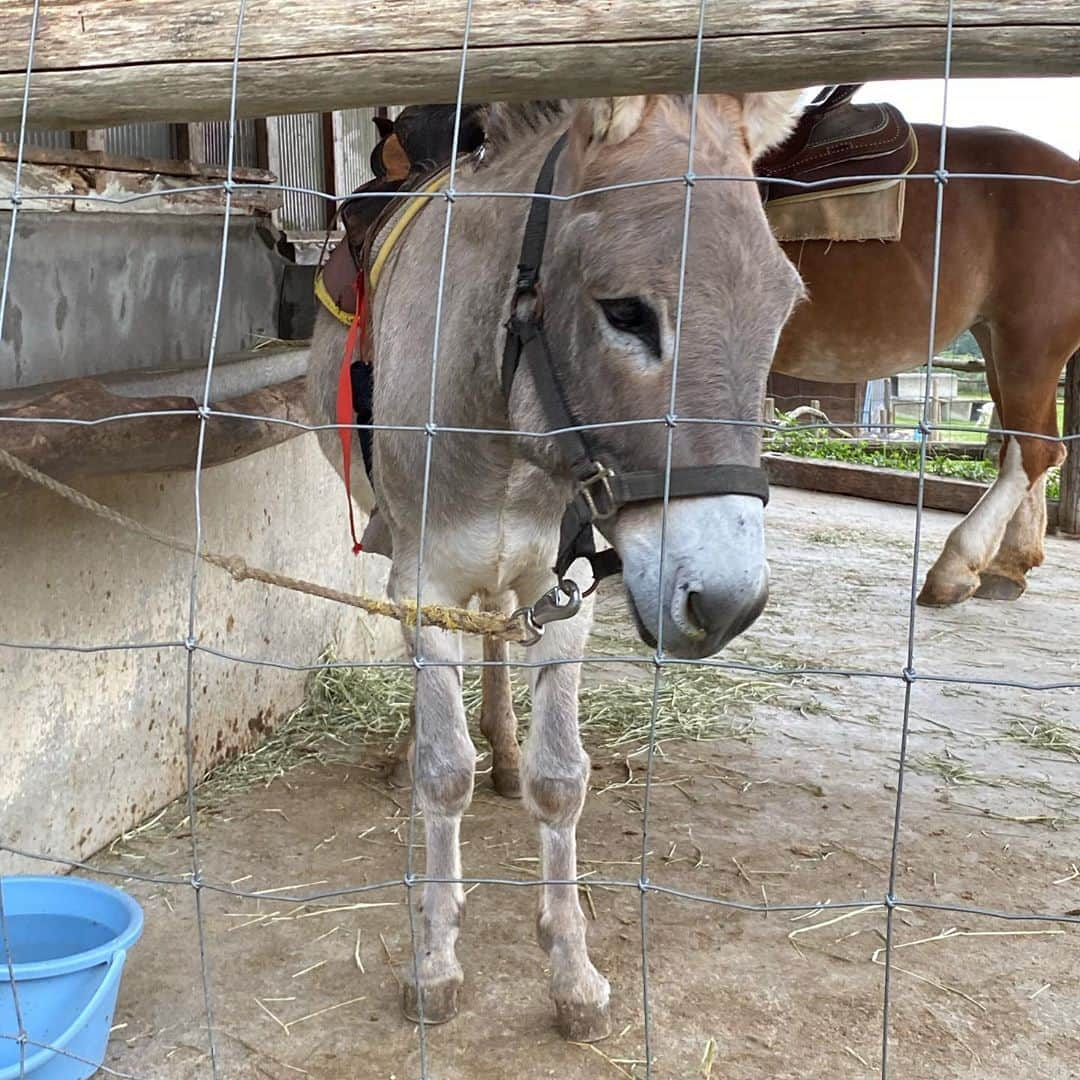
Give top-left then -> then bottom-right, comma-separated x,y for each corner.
1,2 -> 1078,128
73,168 -> 282,214
1060,353 -> 1080,535
763,452 -> 1061,531
766,371 -> 866,427
0,160 -> 82,211
0,141 -> 275,182
0,375 -> 308,494
763,452 -> 986,514
0,158 -> 281,214
4,1 -> 1075,71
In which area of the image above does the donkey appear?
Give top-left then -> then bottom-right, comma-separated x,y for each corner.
307,94 -> 804,1038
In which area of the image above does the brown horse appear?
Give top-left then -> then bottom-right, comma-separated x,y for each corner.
771,123 -> 1080,607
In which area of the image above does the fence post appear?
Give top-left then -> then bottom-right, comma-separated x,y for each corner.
1060,352 -> 1080,535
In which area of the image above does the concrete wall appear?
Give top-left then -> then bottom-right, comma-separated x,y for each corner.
0,212 -> 285,390
0,432 -> 401,875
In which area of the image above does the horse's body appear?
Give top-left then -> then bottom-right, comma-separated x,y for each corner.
306,94 -> 803,1038
772,123 -> 1080,605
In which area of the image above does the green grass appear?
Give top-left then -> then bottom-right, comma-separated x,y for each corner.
767,427 -> 1062,500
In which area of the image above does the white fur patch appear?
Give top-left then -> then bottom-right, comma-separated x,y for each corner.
944,437 -> 1030,569
742,90 -> 806,160
583,97 -> 648,145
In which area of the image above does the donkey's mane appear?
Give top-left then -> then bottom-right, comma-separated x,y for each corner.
480,100 -> 571,160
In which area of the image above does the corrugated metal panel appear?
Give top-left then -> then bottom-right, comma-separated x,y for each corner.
266,113 -> 327,232
198,120 -> 261,168
333,108 -> 381,194
103,123 -> 178,159
0,129 -> 72,150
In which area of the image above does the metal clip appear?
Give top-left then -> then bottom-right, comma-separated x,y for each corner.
512,579 -> 583,646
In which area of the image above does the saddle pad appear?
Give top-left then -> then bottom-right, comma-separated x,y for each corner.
766,174 -> 906,242
765,129 -> 918,242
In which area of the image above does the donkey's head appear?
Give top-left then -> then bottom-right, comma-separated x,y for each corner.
509,94 -> 805,659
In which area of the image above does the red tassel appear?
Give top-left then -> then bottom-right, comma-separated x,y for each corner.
336,272 -> 370,555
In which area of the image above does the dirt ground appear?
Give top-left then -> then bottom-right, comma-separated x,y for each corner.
42,488 -> 1080,1079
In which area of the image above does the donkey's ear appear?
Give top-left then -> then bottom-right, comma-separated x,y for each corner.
577,97 -> 649,146
741,90 -> 805,160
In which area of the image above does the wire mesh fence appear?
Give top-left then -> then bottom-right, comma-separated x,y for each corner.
2,0 -> 1080,1076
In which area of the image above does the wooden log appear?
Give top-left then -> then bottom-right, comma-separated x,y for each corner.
1,2 -> 1078,129
763,452 -> 1060,532
0,158 -> 281,215
1060,353 -> 1080,535
0,375 -> 308,495
0,142 -> 275,183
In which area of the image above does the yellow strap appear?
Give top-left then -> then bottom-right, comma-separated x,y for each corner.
369,170 -> 449,291
313,267 -> 356,326
313,168 -> 449,325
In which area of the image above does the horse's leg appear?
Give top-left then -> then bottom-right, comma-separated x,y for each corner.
919,323 -> 1066,607
477,589 -> 521,799
391,567 -> 475,1024
975,473 -> 1049,600
918,437 -> 1031,606
513,568 -> 609,1042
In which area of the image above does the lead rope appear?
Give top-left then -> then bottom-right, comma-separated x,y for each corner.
0,446 -> 530,643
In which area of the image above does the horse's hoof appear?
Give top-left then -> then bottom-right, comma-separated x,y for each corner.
491,765 -> 522,799
387,757 -> 412,789
974,571 -> 1026,602
555,997 -> 612,1043
916,576 -> 978,608
402,975 -> 462,1025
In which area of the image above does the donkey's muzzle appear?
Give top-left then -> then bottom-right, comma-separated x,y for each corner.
615,494 -> 769,660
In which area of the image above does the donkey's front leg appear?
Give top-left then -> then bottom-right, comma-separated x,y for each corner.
394,581 -> 475,1025
516,573 -> 610,1042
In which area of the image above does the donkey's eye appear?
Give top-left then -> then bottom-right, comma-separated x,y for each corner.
597,297 -> 661,358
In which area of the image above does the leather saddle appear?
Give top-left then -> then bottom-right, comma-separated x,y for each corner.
756,84 -> 916,204
313,105 -> 485,532
318,104 -> 485,322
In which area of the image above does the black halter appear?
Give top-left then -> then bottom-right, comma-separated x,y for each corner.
501,133 -> 771,586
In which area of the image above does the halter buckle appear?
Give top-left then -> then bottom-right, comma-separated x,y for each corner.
510,278 -> 544,326
578,462 -> 617,520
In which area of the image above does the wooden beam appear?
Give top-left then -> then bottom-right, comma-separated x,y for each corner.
763,452 -> 1060,532
1060,353 -> 1080,535
0,157 -> 281,215
0,141 -> 274,182
1,2 -> 1078,128
0,376 -> 308,495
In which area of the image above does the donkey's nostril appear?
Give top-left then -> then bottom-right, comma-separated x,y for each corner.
676,573 -> 768,649
686,591 -> 709,635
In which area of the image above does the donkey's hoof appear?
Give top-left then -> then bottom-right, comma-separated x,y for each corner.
402,975 -> 462,1025
556,997 -> 612,1043
491,765 -> 522,799
974,571 -> 1026,602
916,576 -> 978,608
387,757 -> 412,789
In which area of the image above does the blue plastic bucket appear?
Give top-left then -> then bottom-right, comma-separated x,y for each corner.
0,876 -> 143,1079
